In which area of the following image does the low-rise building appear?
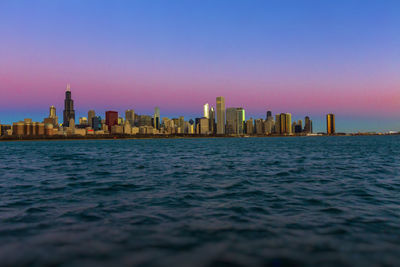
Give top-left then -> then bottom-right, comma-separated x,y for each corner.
74,128 -> 86,136
131,127 -> 139,135
111,125 -> 123,134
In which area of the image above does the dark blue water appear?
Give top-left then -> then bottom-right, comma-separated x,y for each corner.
0,136 -> 400,266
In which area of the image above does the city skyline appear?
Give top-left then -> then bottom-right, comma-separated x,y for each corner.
0,84 -> 397,134
1,84 -> 329,137
0,1 -> 399,132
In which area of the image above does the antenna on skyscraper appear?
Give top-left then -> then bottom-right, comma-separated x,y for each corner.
66,84 -> 71,92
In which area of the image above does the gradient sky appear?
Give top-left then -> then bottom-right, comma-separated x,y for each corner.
0,0 -> 399,132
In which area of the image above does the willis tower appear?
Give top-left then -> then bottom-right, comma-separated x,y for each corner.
63,84 -> 75,127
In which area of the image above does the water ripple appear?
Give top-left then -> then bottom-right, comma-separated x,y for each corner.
0,136 -> 400,266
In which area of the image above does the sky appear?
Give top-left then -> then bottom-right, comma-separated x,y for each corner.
0,0 -> 399,132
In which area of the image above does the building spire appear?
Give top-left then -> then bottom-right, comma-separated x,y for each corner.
66,84 -> 71,92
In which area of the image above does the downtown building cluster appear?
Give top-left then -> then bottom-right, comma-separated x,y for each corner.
0,85 -> 336,137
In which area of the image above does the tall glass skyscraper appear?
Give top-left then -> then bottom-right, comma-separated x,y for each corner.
63,84 -> 75,127
236,108 -> 245,135
154,107 -> 160,129
203,103 -> 209,119
216,97 -> 225,134
226,108 -> 237,134
209,106 -> 215,133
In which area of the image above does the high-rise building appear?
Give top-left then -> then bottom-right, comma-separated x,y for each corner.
47,105 -> 58,126
327,114 -> 335,134
236,108 -> 245,135
63,84 -> 75,127
137,115 -> 152,127
279,113 -> 286,134
79,117 -> 88,125
285,113 -> 292,134
194,118 -> 201,134
179,116 -> 185,130
209,106 -> 215,134
125,109 -> 135,126
118,117 -> 125,125
92,116 -> 102,131
276,113 -> 292,135
203,103 -> 210,119
246,118 -> 254,134
50,106 -> 56,119
225,107 -> 245,134
199,118 -> 209,134
154,107 -> 160,129
275,115 -> 281,134
88,110 -> 95,127
266,110 -> 272,120
304,116 -> 312,133
106,111 -> 118,132
264,119 -> 274,134
216,97 -> 225,134
226,108 -> 237,134
254,119 -> 264,134
293,120 -> 303,134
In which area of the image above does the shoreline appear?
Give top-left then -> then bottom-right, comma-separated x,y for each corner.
0,133 -> 397,142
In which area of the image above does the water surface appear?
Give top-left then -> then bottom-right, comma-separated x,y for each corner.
0,136 -> 399,266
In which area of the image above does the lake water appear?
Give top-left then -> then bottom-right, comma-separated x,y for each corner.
0,136 -> 399,266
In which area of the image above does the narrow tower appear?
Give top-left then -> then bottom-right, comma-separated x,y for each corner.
203,103 -> 210,119
154,107 -> 160,129
88,110 -> 95,127
63,84 -> 75,127
326,114 -> 335,134
216,97 -> 225,134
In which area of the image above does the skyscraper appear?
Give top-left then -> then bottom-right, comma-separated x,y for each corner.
137,115 -> 152,127
48,105 -> 58,126
178,116 -> 185,130
126,109 -> 135,126
245,118 -> 254,134
280,113 -> 287,134
216,97 -> 225,134
154,107 -> 160,129
106,111 -> 118,132
209,106 -> 215,134
304,116 -> 312,133
264,118 -> 274,134
50,106 -> 56,119
285,113 -> 292,134
63,84 -> 75,127
255,119 -> 264,134
276,113 -> 292,135
203,103 -> 209,119
226,108 -> 237,134
327,114 -> 335,134
199,118 -> 209,134
236,108 -> 245,135
266,110 -> 272,120
275,115 -> 281,134
92,116 -> 102,131
88,110 -> 95,127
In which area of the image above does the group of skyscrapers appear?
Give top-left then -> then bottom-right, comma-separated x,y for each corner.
207,96 -> 315,135
0,85 -> 336,137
